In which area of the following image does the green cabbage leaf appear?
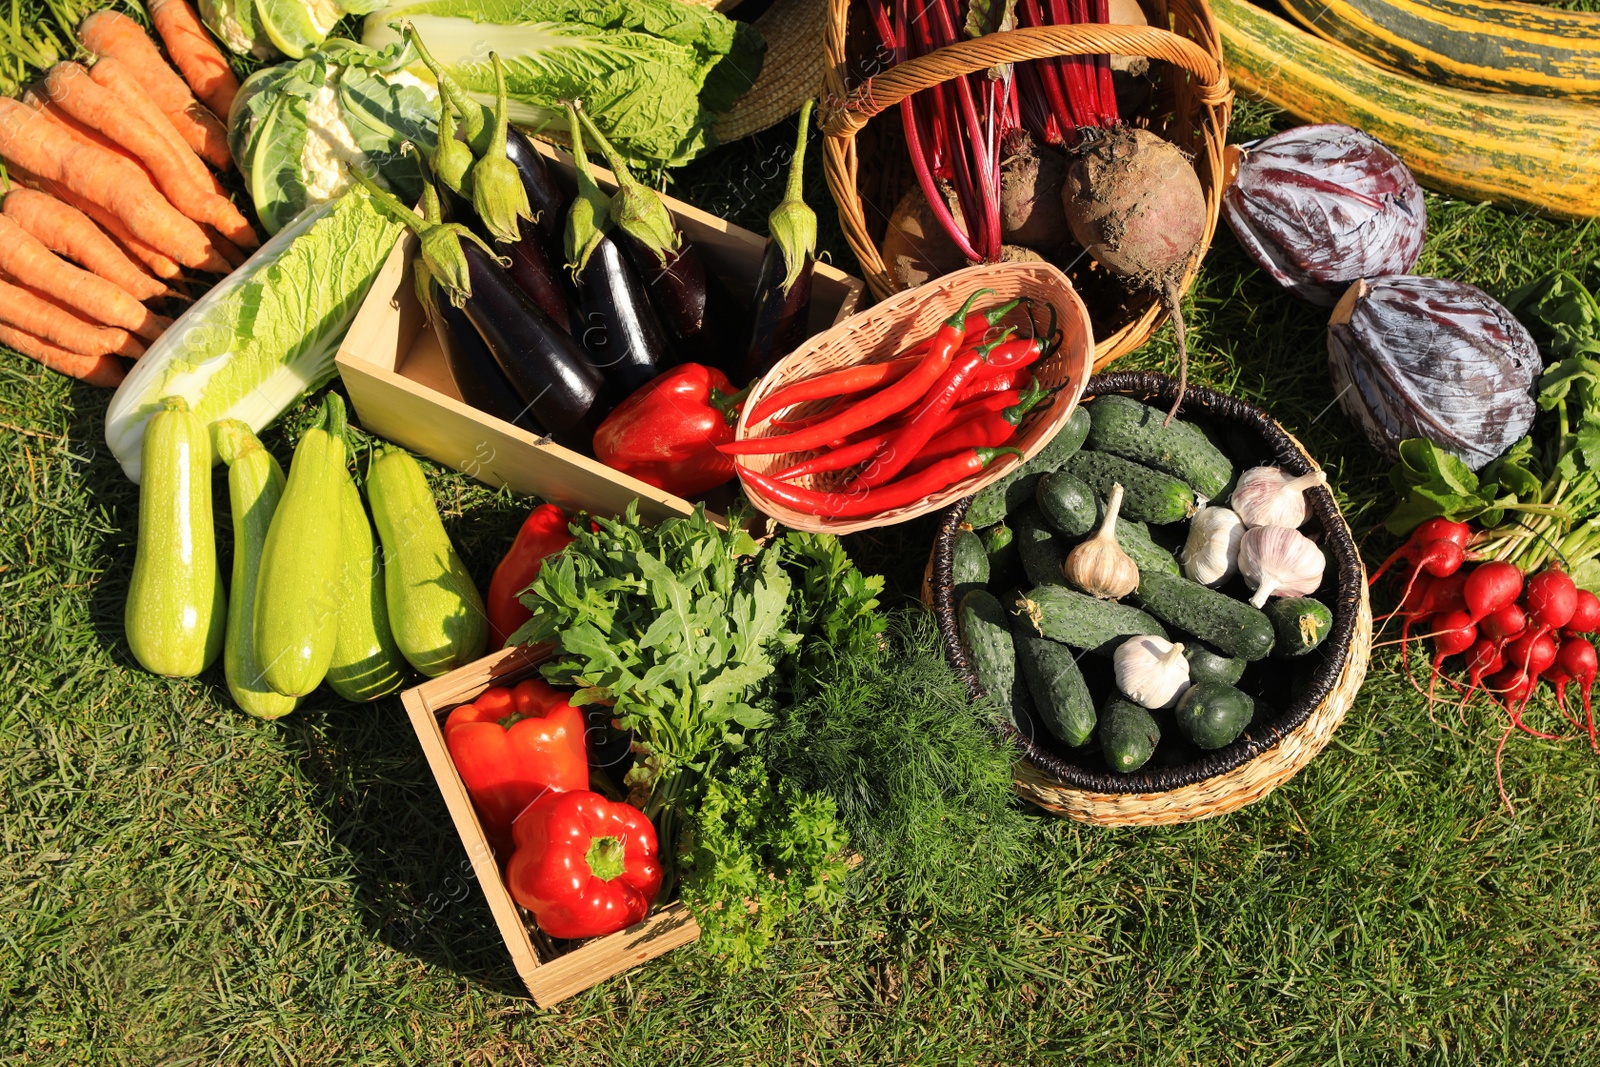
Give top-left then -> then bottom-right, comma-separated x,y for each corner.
361,0 -> 765,166
104,191 -> 404,483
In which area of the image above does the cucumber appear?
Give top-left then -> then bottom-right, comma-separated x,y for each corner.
1184,643 -> 1247,686
326,474 -> 408,702
1104,509 -> 1181,577
254,394 -> 347,697
124,396 -> 225,678
1099,696 -> 1161,773
980,522 -> 1017,579
1013,504 -> 1066,587
965,404 -> 1091,526
1085,395 -> 1234,498
1264,597 -> 1334,657
1066,451 -> 1196,524
952,527 -> 990,605
1135,569 -> 1276,661
1036,471 -> 1097,537
1014,629 -> 1095,746
960,588 -> 1017,706
1017,584 -> 1167,654
368,446 -> 488,677
216,421 -> 297,718
1174,681 -> 1254,749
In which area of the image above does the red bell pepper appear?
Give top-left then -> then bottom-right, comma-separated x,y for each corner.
487,504 -> 576,648
506,790 -> 662,940
444,678 -> 589,849
593,364 -> 749,498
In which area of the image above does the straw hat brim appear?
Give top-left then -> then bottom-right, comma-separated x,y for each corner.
714,0 -> 826,143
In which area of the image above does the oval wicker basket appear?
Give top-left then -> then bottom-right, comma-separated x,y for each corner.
818,0 -> 1233,370
929,372 -> 1372,826
733,260 -> 1095,534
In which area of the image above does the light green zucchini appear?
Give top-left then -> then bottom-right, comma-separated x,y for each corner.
254,393 -> 347,697
124,396 -> 225,678
216,420 -> 298,718
326,473 -> 409,702
367,446 -> 487,677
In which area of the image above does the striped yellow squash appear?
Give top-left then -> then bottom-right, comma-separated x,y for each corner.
1278,0 -> 1600,102
1213,0 -> 1600,220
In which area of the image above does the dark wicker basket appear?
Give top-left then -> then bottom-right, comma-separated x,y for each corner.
928,372 -> 1372,824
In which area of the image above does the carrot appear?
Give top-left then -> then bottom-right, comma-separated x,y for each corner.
0,96 -> 229,273
0,320 -> 125,387
87,58 -> 239,211
0,212 -> 170,339
21,171 -> 186,281
0,187 -> 171,302
0,271 -> 144,358
76,10 -> 231,172
44,63 -> 257,251
202,224 -> 247,269
147,0 -> 239,119
20,87 -> 161,189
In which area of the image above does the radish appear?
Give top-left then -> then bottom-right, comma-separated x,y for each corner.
1385,539 -> 1466,624
1555,636 -> 1599,751
1061,126 -> 1207,420
1368,517 -> 1474,586
1389,571 -> 1469,676
1524,569 -> 1579,633
1503,631 -> 1556,678
1480,603 -> 1526,642
1539,654 -> 1586,733
1458,637 -> 1504,719
1565,588 -> 1600,634
1422,609 -> 1476,717
1462,561 -> 1524,624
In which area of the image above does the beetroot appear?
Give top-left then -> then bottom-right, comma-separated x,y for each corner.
999,131 -> 1071,250
1222,125 -> 1425,306
1061,126 -> 1207,418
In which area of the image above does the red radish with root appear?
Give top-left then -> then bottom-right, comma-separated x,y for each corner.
1458,638 -> 1504,720
1555,637 -> 1599,750
1422,609 -> 1476,717
1369,517 -> 1474,586
1383,539 -> 1467,626
1524,570 -> 1578,633
1565,589 -> 1600,634
1504,630 -> 1557,678
1462,561 -> 1524,624
1480,603 -> 1526,642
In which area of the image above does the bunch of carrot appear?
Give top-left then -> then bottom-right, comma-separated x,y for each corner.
0,1 -> 249,387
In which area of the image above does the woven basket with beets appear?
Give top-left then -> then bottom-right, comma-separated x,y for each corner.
818,0 -> 1233,371
928,372 -> 1371,826
733,261 -> 1095,534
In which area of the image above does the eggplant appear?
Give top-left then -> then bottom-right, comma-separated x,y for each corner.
461,241 -> 611,451
738,101 -> 818,384
506,125 -> 569,255
430,280 -> 544,434
562,103 -> 674,398
572,234 -> 674,397
618,235 -> 749,379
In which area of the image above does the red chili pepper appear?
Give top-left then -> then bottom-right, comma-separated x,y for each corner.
851,332 -> 1046,489
958,350 -> 1044,400
738,446 -> 1022,517
487,504 -> 577,649
744,296 -> 1023,426
772,389 -> 1028,481
723,288 -> 996,456
505,790 -> 662,940
444,678 -> 590,850
904,378 -> 1050,474
593,364 -> 749,499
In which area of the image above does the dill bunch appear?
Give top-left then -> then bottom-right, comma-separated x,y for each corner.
757,610 -> 1031,915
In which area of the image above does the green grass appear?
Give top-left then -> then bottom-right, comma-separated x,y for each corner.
5,96 -> 1600,1063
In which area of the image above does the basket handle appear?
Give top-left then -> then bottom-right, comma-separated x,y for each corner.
821,23 -> 1229,137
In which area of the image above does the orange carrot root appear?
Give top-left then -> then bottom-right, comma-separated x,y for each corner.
148,0 -> 239,119
0,212 -> 171,340
0,320 -> 125,386
0,271 -> 144,358
0,187 -> 172,302
0,97 -> 228,273
77,9 -> 232,172
87,57 -> 237,207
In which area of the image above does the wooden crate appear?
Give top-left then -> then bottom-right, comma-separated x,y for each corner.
400,644 -> 702,1007
337,142 -> 866,522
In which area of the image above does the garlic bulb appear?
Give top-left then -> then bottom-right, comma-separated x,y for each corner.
1237,526 -> 1326,608
1229,466 -> 1327,528
1181,506 -> 1245,586
1063,483 -> 1140,599
1114,635 -> 1190,709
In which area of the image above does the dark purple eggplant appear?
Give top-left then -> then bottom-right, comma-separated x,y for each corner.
506,125 -> 568,254
738,101 -> 818,385
429,279 -> 544,434
562,103 -> 673,398
439,169 -> 580,335
618,235 -> 749,378
461,241 -> 612,451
